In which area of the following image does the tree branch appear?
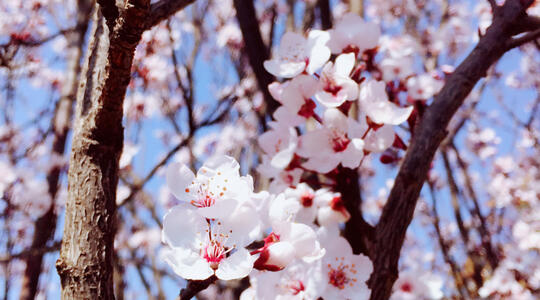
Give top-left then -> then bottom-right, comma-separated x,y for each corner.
178,276 -> 217,300
147,0 -> 197,29
506,27 -> 540,50
234,0 -> 279,115
368,1 -> 533,299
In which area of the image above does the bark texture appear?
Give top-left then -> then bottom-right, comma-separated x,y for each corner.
19,2 -> 92,300
55,0 -> 149,298
368,1 -> 536,299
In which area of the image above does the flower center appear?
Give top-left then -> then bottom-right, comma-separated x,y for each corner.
300,192 -> 314,207
286,280 -> 305,295
331,132 -> 350,152
327,258 -> 358,290
400,282 -> 413,293
325,81 -> 343,96
202,241 -> 226,269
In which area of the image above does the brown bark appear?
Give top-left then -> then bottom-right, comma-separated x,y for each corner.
368,1 -> 537,299
233,0 -> 279,115
55,0 -> 149,298
18,2 -> 92,299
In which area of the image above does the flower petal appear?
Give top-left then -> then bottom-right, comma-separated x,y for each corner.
163,247 -> 214,280
166,162 -> 195,202
216,248 -> 255,280
162,206 -> 206,248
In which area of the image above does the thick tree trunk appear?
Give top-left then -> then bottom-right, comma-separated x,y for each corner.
18,2 -> 92,300
55,1 -> 149,298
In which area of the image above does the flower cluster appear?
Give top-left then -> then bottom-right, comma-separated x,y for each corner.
161,12 -> 445,300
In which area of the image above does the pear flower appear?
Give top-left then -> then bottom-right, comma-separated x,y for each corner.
162,207 -> 256,280
297,108 -> 366,173
359,79 -> 413,126
264,30 -> 331,78
166,155 -> 253,219
314,53 -> 359,108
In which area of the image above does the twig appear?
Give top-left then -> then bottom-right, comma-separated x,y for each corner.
147,0 -> 197,29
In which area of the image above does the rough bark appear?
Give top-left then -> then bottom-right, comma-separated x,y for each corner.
234,0 -> 279,115
368,1 -> 536,299
18,2 -> 92,299
55,0 -> 149,298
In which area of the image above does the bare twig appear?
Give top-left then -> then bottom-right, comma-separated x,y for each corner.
147,0 -> 197,29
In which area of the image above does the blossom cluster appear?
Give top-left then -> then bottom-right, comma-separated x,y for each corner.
161,12 -> 445,300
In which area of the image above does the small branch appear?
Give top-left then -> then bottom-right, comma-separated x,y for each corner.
317,0 -> 332,30
428,184 -> 469,299
234,0 -> 279,115
147,0 -> 197,29
506,27 -> 540,50
178,276 -> 217,300
0,241 -> 61,263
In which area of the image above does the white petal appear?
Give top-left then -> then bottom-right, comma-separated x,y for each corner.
265,242 -> 296,268
307,46 -> 331,74
364,125 -> 394,153
335,53 -> 355,76
162,206 -> 206,248
203,155 -> 239,175
163,248 -> 214,280
166,162 -> 195,202
297,129 -> 331,157
271,148 -> 294,169
196,197 -> 238,219
341,138 -> 364,169
303,155 -> 340,173
264,60 -> 305,78
314,91 -> 347,108
216,248 -> 255,280
324,108 -> 349,131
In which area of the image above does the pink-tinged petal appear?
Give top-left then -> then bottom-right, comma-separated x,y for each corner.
335,53 -> 355,77
264,60 -> 306,78
359,80 -> 413,125
375,103 -> 413,125
364,125 -> 394,153
339,78 -> 359,101
196,197 -> 238,219
162,206 -> 206,248
324,108 -> 349,132
297,129 -> 331,157
271,147 -> 294,170
315,91 -> 347,108
163,248 -> 214,280
341,138 -> 364,169
215,248 -> 255,280
268,81 -> 284,102
303,155 -> 341,174
166,162 -> 195,202
273,106 -> 304,127
282,81 -> 308,113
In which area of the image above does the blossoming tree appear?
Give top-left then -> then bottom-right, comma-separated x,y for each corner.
0,0 -> 539,299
